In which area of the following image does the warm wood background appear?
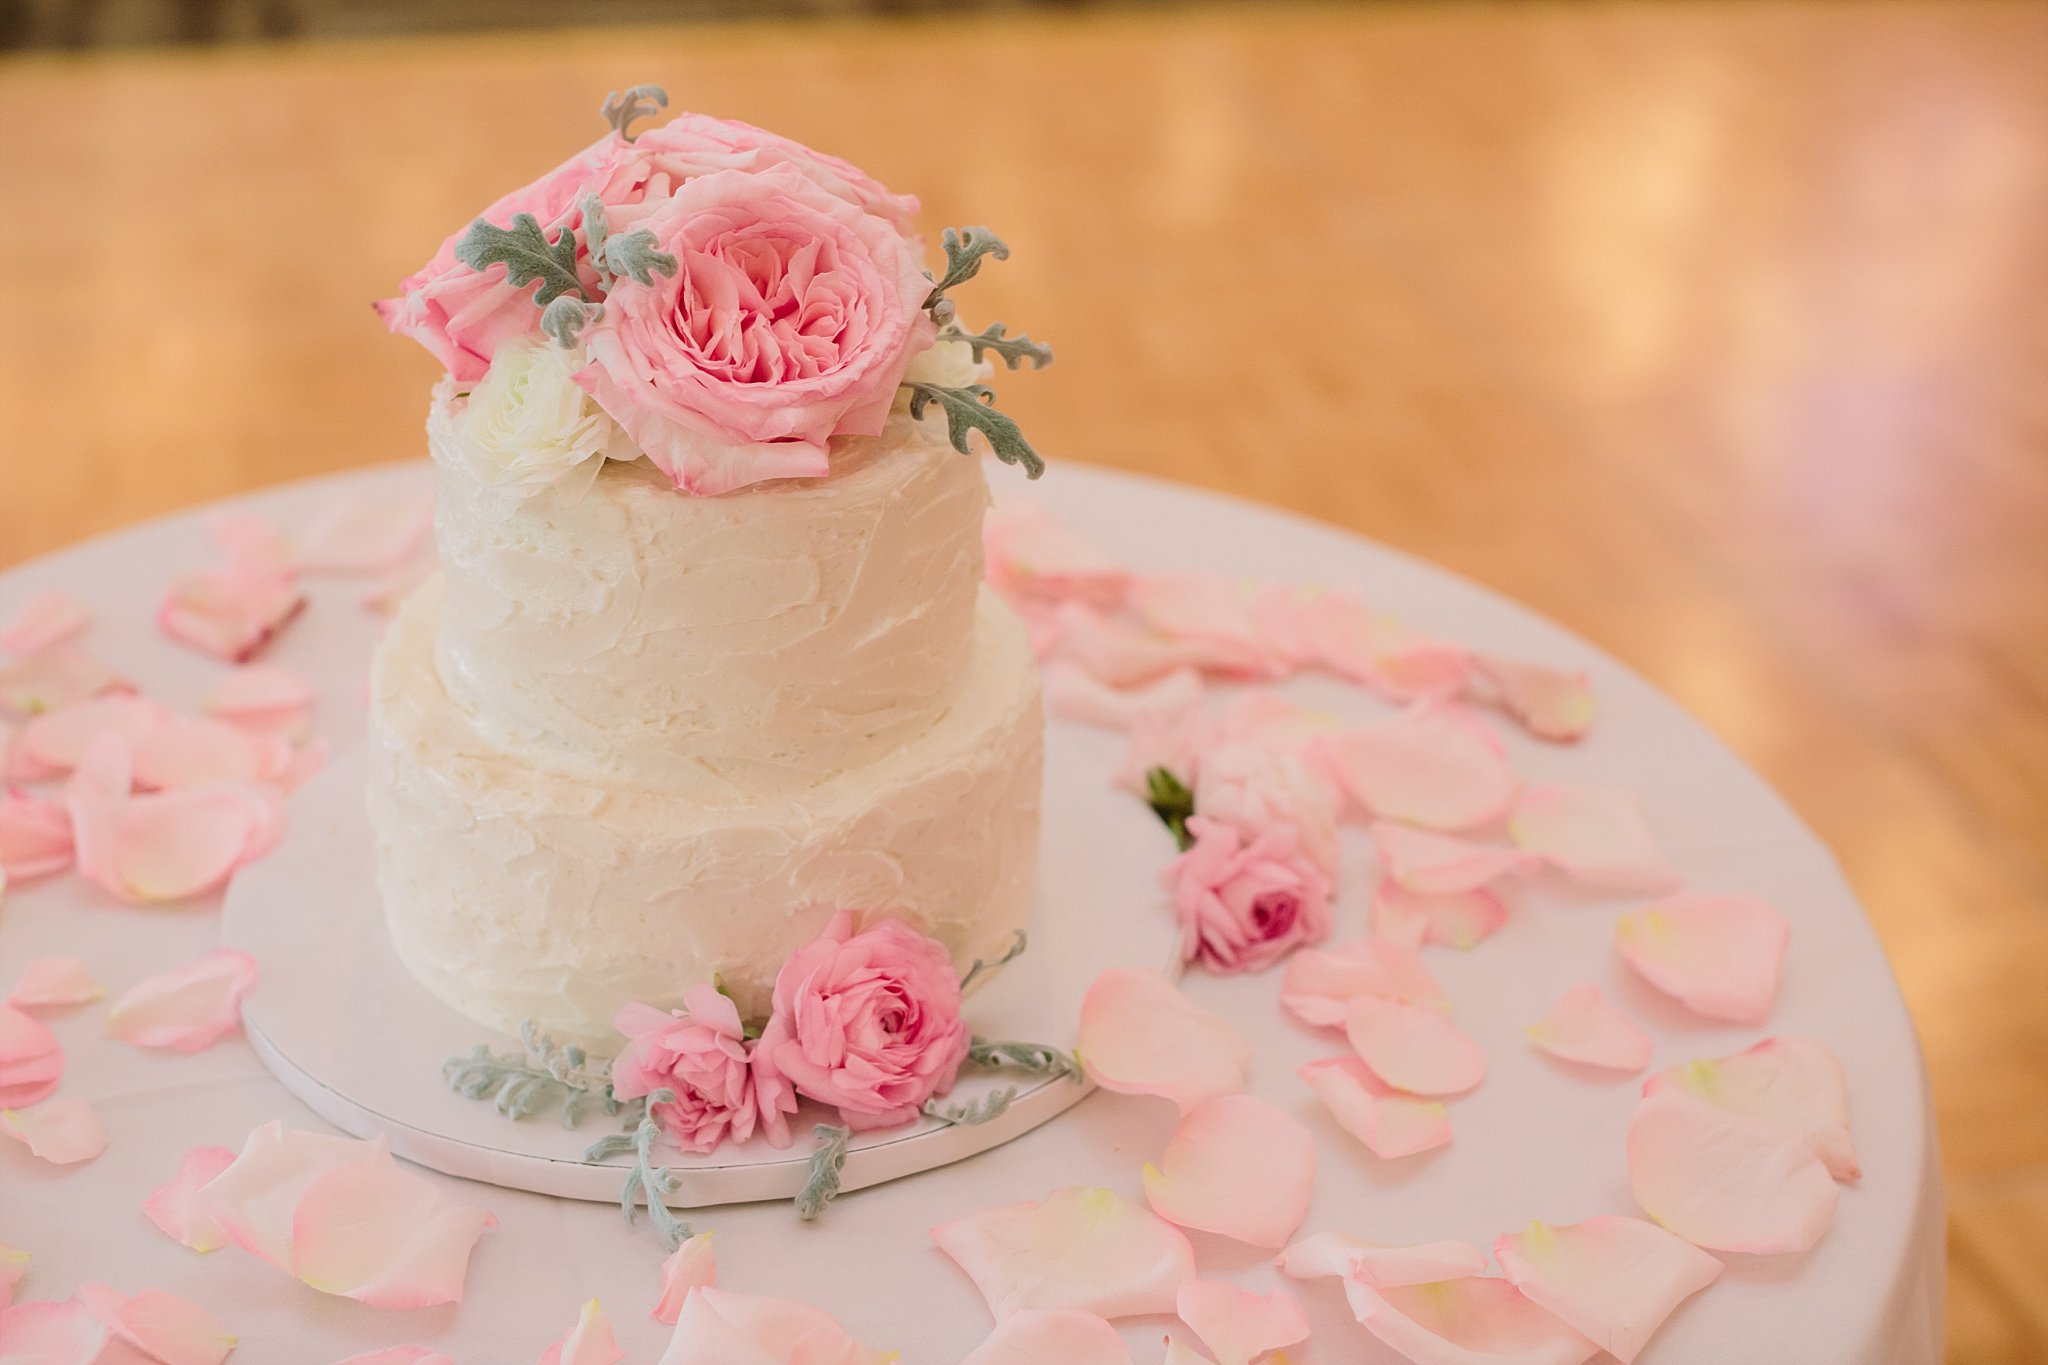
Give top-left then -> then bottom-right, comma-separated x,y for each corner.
1,3 -> 2042,1357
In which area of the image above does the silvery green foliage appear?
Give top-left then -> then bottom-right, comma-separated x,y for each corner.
1145,766 -> 1196,851
796,1123 -> 852,1222
585,1088 -> 693,1250
904,383 -> 1045,479
581,196 -> 613,285
924,1087 -> 1017,1127
958,928 -> 1029,994
442,1022 -> 622,1128
605,230 -> 679,287
944,322 -> 1053,371
601,84 -> 670,142
540,296 -> 604,349
922,227 -> 1010,312
967,1037 -> 1083,1083
455,214 -> 587,308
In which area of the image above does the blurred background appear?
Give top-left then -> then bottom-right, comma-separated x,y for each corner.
2,1 -> 2045,1361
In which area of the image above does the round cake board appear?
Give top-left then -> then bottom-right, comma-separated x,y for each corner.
221,733 -> 1182,1206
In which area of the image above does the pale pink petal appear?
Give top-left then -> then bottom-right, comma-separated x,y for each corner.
332,1351 -> 455,1365
197,1123 -> 381,1270
7,957 -> 101,1009
1645,1037 -> 1858,1180
1344,1276 -> 1596,1365
1318,703 -> 1519,832
0,1245 -> 26,1311
70,782 -> 282,905
0,590 -> 90,656
1615,895 -> 1790,1025
131,714 -> 291,791
1467,654 -> 1597,744
143,1146 -> 238,1253
1496,1216 -> 1721,1364
0,645 -> 128,717
204,666 -> 314,737
1126,573 -> 1291,678
536,1299 -> 623,1365
1299,1056 -> 1453,1159
931,1186 -> 1195,1320
65,731 -> 134,800
0,1004 -> 63,1109
1043,661 -> 1204,732
289,1152 -> 497,1309
1374,882 -> 1509,951
1053,602 -> 1269,688
983,496 -> 1130,609
1076,968 -> 1251,1113
1281,938 -> 1445,1029
211,513 -> 297,582
273,739 -> 330,795
1525,984 -> 1653,1074
106,950 -> 259,1053
1,1097 -> 106,1165
1374,823 -> 1533,896
1344,995 -> 1487,1096
658,1287 -> 892,1365
15,695 -> 167,776
1161,1342 -> 1211,1365
1279,1232 -> 1488,1288
652,1232 -> 717,1325
959,1309 -> 1133,1365
158,572 -> 305,664
1177,1281 -> 1308,1365
297,493 -> 434,575
1508,786 -> 1677,894
1626,1086 -> 1837,1254
1371,635 -> 1475,703
77,1283 -> 235,1365
0,1298 -> 108,1365
1142,1095 -> 1315,1248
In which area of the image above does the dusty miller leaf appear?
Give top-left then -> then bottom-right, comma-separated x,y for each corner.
944,321 -> 1053,370
959,929 -> 1028,994
967,1037 -> 1083,1083
454,212 -> 586,307
540,296 -> 603,349
904,382 -> 1045,479
796,1123 -> 851,1222
601,84 -> 669,142
922,226 -> 1010,311
605,229 -> 679,287
924,1088 -> 1018,1127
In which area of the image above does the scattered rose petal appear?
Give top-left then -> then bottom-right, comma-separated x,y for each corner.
273,738 -> 330,795
1161,1342 -> 1210,1365
1344,1275 -> 1596,1365
1370,634 -> 1474,702
77,1282 -> 235,1365
212,513 -> 297,582
1054,602 -> 1269,688
1467,654 -> 1596,743
131,714 -> 291,791
1344,995 -> 1487,1096
931,1186 -> 1195,1321
984,497 -> 1130,610
537,1298 -> 623,1365
204,666 -> 315,737
1525,984 -> 1653,1073
652,1232 -> 717,1325
297,493 -> 434,575
1299,1056 -> 1453,1159
1143,1095 -> 1315,1248
1626,1086 -> 1837,1254
1281,938 -> 1444,1029
1279,1232 -> 1489,1288
0,1004 -> 62,1109
70,780 -> 283,905
0,1298 -> 108,1364
7,957 -> 101,1010
0,793 -> 73,883
1496,1216 -> 1721,1364
1508,786 -> 1677,893
1043,661 -> 1204,732
1615,895 -> 1790,1024
143,1146 -> 238,1253
1,1097 -> 106,1165
0,591 -> 90,656
1126,573 -> 1287,675
0,1245 -> 26,1311
333,1352 -> 455,1365
959,1309 -> 1134,1365
1076,968 -> 1251,1113
158,571 -> 305,664
1318,702 -> 1519,831
14,695 -> 166,777
1176,1281 -> 1308,1365
106,950 -> 260,1053
658,1287 -> 892,1365
1645,1037 -> 1858,1180
1374,822 -> 1533,896
1373,881 -> 1509,951
0,645 -> 128,717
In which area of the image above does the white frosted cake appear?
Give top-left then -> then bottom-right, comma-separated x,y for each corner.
369,93 -> 1050,1047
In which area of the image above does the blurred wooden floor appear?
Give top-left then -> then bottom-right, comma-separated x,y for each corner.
2,3 -> 2044,1357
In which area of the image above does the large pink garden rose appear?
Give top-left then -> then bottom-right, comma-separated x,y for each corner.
573,165 -> 936,494
751,911 -> 972,1131
1164,814 -> 1333,974
610,983 -> 795,1152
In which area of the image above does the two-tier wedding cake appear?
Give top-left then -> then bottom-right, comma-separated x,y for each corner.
368,88 -> 1048,1050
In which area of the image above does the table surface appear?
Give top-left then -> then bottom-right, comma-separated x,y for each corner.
0,3 -> 2043,1359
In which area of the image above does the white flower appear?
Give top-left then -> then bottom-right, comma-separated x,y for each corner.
452,335 -> 632,494
897,335 -> 993,398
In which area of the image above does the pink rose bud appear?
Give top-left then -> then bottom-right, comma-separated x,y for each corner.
1164,815 -> 1333,974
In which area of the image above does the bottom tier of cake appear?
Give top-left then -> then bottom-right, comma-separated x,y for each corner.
367,576 -> 1044,1050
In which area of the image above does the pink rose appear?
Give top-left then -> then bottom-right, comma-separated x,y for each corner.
574,166 -> 936,495
1193,741 -> 1342,878
752,911 -> 972,1131
1164,815 -> 1333,973
610,983 -> 795,1152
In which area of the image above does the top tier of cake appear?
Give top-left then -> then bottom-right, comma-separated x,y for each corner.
428,382 -> 991,796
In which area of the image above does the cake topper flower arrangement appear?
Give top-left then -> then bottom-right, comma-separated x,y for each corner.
378,84 -> 1051,496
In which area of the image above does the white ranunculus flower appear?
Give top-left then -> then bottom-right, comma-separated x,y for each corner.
453,335 -> 634,494
897,335 -> 993,398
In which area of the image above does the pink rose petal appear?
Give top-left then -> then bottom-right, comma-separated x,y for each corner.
1645,1037 -> 1858,1180
158,571 -> 306,664
1344,995 -> 1487,1097
333,1352 -> 455,1365
0,1298 -> 108,1365
1299,1056 -> 1453,1159
1496,1216 -> 1721,1364
204,665 -> 315,737
1525,983 -> 1653,1074
143,1146 -> 238,1253
1373,881 -> 1509,951
131,714 -> 292,791
652,1232 -> 717,1325
288,1153 -> 498,1309
15,695 -> 167,777
0,1004 -> 63,1109
1508,786 -> 1677,894
959,1309 -> 1133,1365
1,1097 -> 106,1165
1615,894 -> 1790,1024
1053,602 -> 1269,688
77,1282 -> 235,1365
537,1299 -> 623,1365
106,950 -> 259,1053
1043,661 -> 1204,732
7,957 -> 101,1010
0,590 -> 90,656
931,1186 -> 1195,1321
659,1286 -> 892,1365
1626,1086 -> 1837,1254
0,1245 -> 26,1311
1375,822 -> 1534,897
197,1122 -> 375,1270
0,645 -> 128,717
297,493 -> 435,576
1318,702 -> 1519,832
211,513 -> 297,582
69,780 -> 283,905
1281,938 -> 1445,1030
1279,1232 -> 1489,1288
984,497 -> 1131,609
1466,654 -> 1596,744
1125,573 -> 1294,679
1142,1095 -> 1315,1249
1176,1281 -> 1308,1365
1344,1276 -> 1596,1365
1076,968 -> 1251,1114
